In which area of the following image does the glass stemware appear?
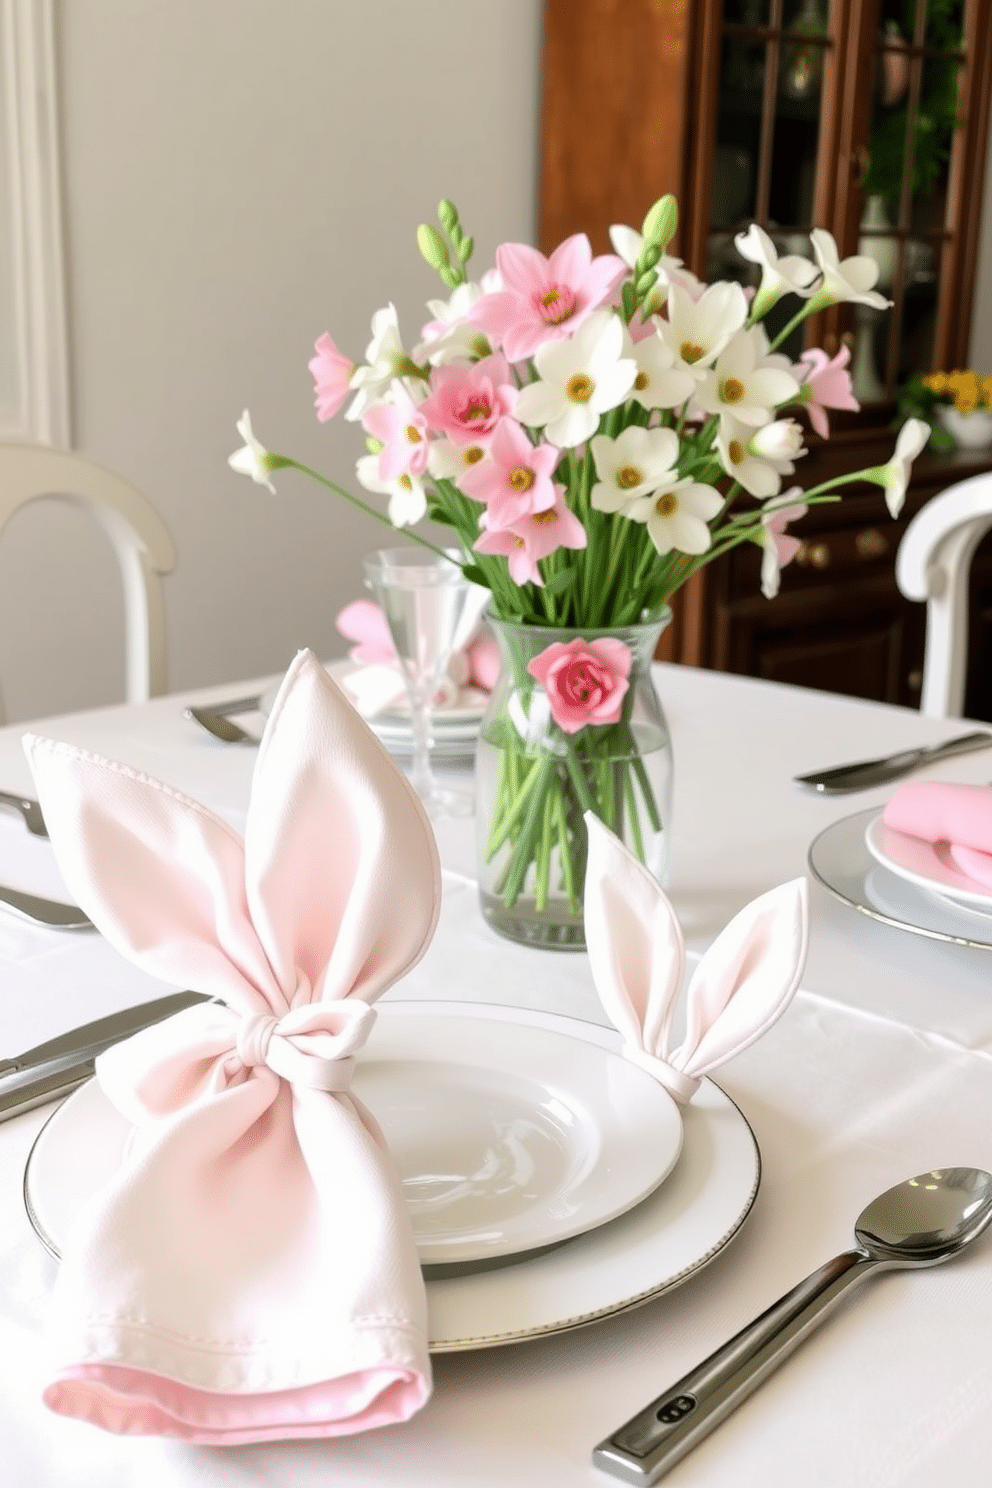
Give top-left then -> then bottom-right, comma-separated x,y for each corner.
363,547 -> 473,819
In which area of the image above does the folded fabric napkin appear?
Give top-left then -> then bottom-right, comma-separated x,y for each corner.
583,814 -> 808,1105
883,779 -> 992,887
335,596 -> 499,717
23,650 -> 441,1443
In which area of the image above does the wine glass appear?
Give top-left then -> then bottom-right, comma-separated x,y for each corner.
363,547 -> 474,819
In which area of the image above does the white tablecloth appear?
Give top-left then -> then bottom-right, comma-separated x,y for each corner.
1,664 -> 989,1487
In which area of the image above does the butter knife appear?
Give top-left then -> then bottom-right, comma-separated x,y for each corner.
0,789 -> 47,837
793,729 -> 992,795
0,883 -> 93,930
185,695 -> 261,745
0,989 -> 211,1121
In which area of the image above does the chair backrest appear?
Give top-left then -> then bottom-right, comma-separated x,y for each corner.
0,443 -> 176,722
895,469 -> 992,719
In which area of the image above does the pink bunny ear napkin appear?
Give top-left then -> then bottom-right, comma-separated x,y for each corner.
883,779 -> 992,887
583,813 -> 808,1105
23,649 -> 441,1443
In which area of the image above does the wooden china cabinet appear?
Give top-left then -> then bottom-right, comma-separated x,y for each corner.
540,0 -> 992,716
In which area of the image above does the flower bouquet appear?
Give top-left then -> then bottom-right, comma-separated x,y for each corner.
230,194 -> 929,948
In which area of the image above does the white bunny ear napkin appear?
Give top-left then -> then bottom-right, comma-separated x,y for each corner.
23,650 -> 441,1443
583,813 -> 808,1105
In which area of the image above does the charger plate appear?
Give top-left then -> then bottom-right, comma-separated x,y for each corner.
809,807 -> 992,950
23,1003 -> 760,1351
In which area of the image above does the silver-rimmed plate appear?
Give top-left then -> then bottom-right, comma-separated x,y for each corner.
809,807 -> 992,950
23,1003 -> 761,1351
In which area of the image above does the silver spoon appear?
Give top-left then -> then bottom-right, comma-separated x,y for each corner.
594,1168 -> 992,1485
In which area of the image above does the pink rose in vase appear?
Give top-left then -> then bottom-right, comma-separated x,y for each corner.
527,637 -> 632,734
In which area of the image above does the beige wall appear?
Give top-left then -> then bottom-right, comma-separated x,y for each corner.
970,111 -> 992,369
0,0 -> 544,722
2,2 -> 990,723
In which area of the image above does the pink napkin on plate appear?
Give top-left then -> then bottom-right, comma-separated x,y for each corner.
23,650 -> 441,1443
583,814 -> 808,1105
883,779 -> 992,887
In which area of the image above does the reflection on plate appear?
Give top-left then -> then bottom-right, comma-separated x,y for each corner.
24,1006 -> 682,1270
864,813 -> 992,913
24,1004 -> 759,1351
809,808 -> 992,950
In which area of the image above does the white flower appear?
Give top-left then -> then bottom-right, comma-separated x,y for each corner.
356,452 -> 427,527
734,223 -> 819,317
228,409 -> 277,493
807,230 -> 891,312
346,304 -> 414,421
609,224 -> 644,268
625,328 -> 696,410
696,327 -> 800,427
428,438 -> 490,481
513,309 -> 636,447
867,418 -> 930,518
759,491 -> 808,599
657,281 -> 749,378
717,415 -> 799,498
414,281 -> 492,365
590,426 -> 681,510
625,481 -> 724,556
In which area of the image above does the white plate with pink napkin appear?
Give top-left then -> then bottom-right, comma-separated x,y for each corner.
865,781 -> 992,914
26,1002 -> 684,1269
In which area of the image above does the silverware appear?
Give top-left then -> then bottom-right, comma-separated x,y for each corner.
0,989 -> 211,1122
0,789 -> 47,837
593,1167 -> 992,1485
184,694 -> 261,745
793,729 -> 992,795
0,883 -> 92,930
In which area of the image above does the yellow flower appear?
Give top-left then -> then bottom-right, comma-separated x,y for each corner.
922,371 -> 949,393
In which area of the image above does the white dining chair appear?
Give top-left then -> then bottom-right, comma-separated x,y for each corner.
895,469 -> 992,719
0,442 -> 176,722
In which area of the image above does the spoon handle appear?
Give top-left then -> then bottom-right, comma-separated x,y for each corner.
593,1250 -> 881,1484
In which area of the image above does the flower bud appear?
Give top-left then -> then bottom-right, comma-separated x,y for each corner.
748,419 -> 805,461
642,195 -> 678,252
417,224 -> 450,272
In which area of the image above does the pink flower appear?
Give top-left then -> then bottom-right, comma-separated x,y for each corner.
796,345 -> 859,438
466,634 -> 501,691
362,383 -> 431,481
470,235 -> 627,363
527,636 -> 632,733
335,599 -> 396,664
418,353 -> 517,446
459,418 -> 559,526
473,487 -> 586,586
308,333 -> 356,422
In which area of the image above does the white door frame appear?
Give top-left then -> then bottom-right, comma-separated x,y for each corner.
0,0 -> 69,445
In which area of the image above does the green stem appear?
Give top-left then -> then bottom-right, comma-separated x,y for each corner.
282,458 -> 457,563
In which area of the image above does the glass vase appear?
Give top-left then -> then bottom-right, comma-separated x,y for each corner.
476,614 -> 673,950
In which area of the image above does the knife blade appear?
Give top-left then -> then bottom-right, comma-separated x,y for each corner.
0,990 -> 212,1122
184,705 -> 258,744
793,729 -> 992,795
0,789 -> 47,837
0,883 -> 93,929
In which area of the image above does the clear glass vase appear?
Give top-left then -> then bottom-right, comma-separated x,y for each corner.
475,614 -> 673,950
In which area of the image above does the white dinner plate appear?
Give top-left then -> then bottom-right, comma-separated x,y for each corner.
24,1004 -> 682,1270
23,1003 -> 758,1352
864,812 -> 992,914
809,807 -> 992,950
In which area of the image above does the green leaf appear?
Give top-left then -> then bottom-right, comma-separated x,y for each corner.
460,563 -> 492,589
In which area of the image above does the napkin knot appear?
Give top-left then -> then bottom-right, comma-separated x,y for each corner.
233,1001 -> 378,1093
236,1012 -> 279,1071
623,1046 -> 701,1106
